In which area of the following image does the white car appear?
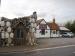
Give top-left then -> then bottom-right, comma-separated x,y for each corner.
67,32 -> 74,37
60,32 -> 74,38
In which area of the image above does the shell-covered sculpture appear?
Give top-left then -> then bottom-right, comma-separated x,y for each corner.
0,12 -> 37,46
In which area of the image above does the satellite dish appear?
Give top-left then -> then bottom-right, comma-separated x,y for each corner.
31,23 -> 33,27
5,32 -> 9,38
10,32 -> 14,38
32,18 -> 35,22
0,17 -> 1,21
6,21 -> 11,27
0,28 -> 1,32
0,21 -> 1,26
1,32 -> 5,39
31,23 -> 36,28
29,18 -> 32,22
7,27 -> 11,32
32,28 -> 35,32
1,21 -> 5,26
33,23 -> 36,28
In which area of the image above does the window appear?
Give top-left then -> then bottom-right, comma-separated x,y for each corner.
41,29 -> 45,35
53,30 -> 56,34
39,24 -> 47,29
16,29 -> 23,38
20,30 -> 23,38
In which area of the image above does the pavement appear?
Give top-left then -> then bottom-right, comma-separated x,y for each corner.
0,38 -> 75,53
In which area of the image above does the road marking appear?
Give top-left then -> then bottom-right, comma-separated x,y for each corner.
0,51 -> 24,54
72,52 -> 75,54
28,45 -> 75,52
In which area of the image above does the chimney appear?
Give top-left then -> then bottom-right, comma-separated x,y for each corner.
32,11 -> 37,19
53,18 -> 55,23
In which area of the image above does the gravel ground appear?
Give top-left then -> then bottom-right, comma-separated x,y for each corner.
0,38 -> 75,53
36,38 -> 75,48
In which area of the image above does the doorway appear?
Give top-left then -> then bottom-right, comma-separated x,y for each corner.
13,22 -> 27,46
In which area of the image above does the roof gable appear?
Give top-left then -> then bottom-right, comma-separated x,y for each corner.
36,19 -> 47,26
36,19 -> 43,25
59,26 -> 70,31
47,22 -> 59,30
40,20 -> 46,24
12,17 -> 30,28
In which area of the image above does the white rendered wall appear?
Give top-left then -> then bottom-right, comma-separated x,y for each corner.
35,20 -> 51,38
50,31 -> 60,37
35,29 -> 50,38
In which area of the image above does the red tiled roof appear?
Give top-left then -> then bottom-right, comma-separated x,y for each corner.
47,18 -> 59,30
47,22 -> 59,30
50,23 -> 59,30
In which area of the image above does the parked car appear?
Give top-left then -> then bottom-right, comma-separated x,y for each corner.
60,32 -> 74,38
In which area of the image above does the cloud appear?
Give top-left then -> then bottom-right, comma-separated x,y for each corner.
0,0 -> 75,23
0,0 -> 1,5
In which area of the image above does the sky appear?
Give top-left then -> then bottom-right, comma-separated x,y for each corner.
0,0 -> 75,23
0,0 -> 1,5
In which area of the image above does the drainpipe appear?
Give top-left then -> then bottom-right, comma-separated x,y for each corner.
50,30 -> 51,38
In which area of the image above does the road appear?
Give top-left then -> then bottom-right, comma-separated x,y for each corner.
0,45 -> 75,56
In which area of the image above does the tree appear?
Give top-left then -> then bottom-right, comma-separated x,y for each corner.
65,20 -> 75,33
71,21 -> 75,33
65,21 -> 72,30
